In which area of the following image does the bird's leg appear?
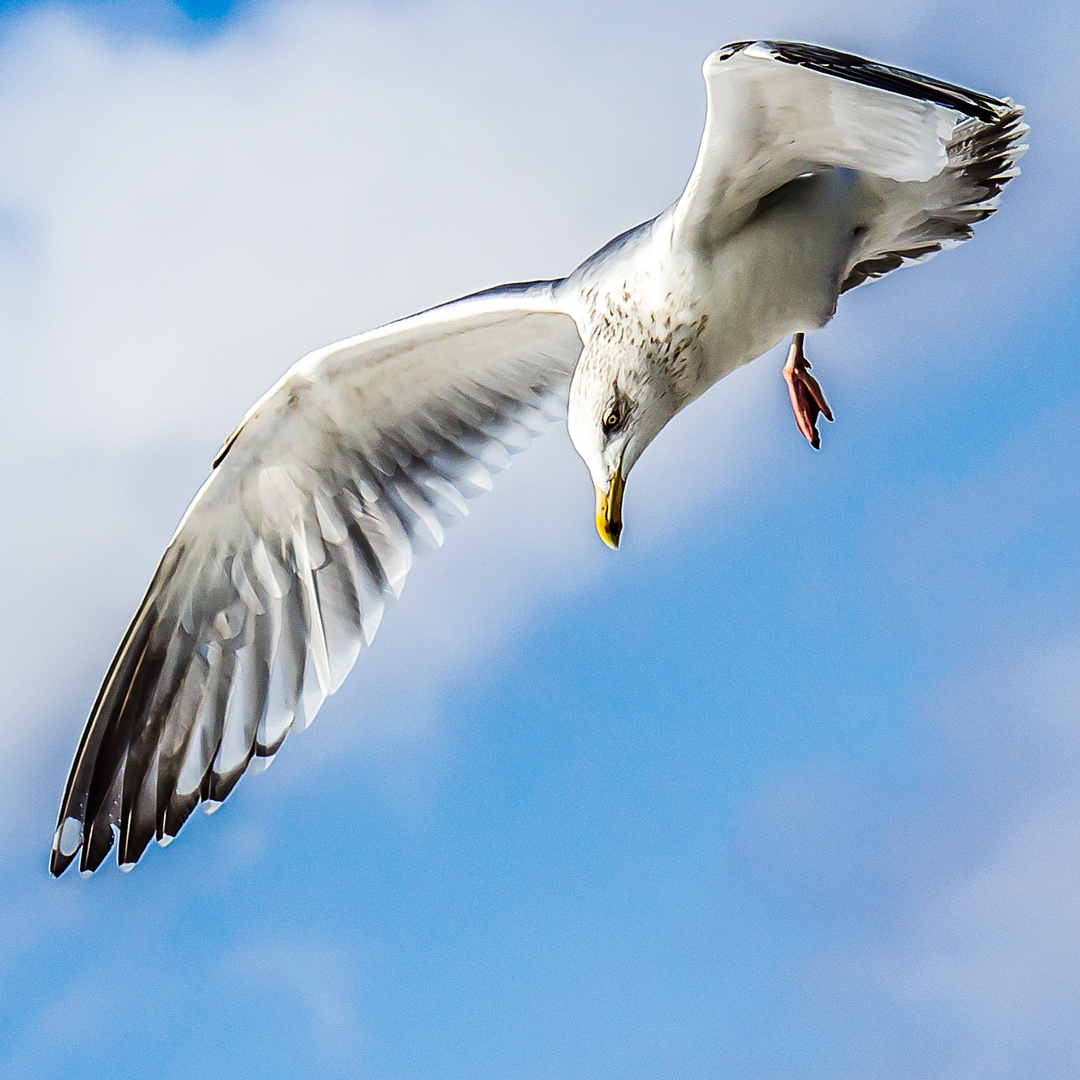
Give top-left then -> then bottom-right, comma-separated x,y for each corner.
783,332 -> 834,450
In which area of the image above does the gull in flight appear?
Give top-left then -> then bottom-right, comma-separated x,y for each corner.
50,40 -> 1027,876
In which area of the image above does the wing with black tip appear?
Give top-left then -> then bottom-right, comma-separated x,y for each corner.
51,282 -> 583,877
676,40 -> 1024,251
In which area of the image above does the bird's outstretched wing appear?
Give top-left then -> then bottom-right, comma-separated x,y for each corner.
51,283 -> 583,877
675,40 -> 1021,249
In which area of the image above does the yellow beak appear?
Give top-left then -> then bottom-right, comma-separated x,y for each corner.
594,462 -> 626,550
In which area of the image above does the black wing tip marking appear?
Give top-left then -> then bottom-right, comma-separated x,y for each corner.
841,105 -> 1027,294
49,560 -> 178,878
718,40 -> 1012,125
49,838 -> 76,878
50,383 -> 569,879
51,617 -> 292,878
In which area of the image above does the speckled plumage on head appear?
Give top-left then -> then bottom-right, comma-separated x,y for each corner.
567,266 -> 710,489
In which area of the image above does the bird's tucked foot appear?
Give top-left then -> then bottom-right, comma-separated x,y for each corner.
783,333 -> 833,450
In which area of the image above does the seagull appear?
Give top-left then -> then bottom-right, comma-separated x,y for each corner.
50,40 -> 1027,877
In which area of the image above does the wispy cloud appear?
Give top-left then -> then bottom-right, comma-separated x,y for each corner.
805,640 -> 1080,1079
732,394 -> 1080,1078
226,935 -> 366,1070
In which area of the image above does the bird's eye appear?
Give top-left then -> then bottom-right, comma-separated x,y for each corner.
602,407 -> 622,434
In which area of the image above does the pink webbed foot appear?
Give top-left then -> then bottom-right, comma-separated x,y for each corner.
783,333 -> 834,450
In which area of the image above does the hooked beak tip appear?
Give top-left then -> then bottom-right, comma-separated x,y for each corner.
597,514 -> 622,550
594,464 -> 626,550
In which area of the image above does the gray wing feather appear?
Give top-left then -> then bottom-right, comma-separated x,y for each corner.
51,285 -> 583,876
842,105 -> 1027,291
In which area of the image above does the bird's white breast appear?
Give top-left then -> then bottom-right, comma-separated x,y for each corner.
565,167 -> 863,418
569,217 -> 711,403
690,170 -> 865,387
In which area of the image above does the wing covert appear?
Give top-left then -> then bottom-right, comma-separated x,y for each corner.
51,283 -> 583,876
675,40 -> 1017,250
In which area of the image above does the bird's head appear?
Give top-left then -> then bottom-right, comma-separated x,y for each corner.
567,344 -> 682,549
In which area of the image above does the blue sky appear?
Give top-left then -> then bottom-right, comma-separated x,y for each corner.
0,1 -> 1078,1077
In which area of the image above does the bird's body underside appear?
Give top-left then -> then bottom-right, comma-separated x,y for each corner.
51,40 -> 1027,877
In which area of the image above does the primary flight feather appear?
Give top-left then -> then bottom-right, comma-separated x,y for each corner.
51,40 -> 1027,877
